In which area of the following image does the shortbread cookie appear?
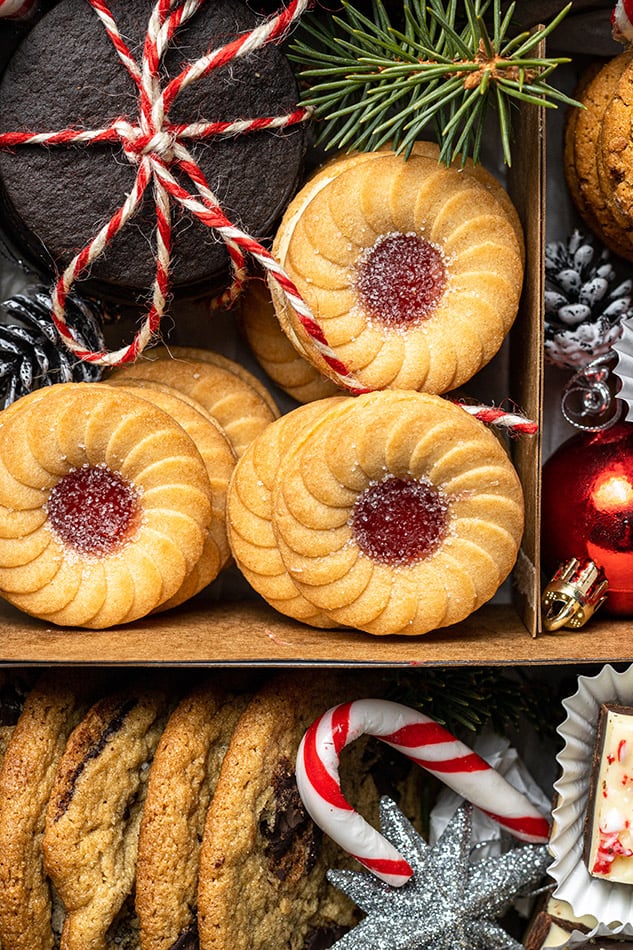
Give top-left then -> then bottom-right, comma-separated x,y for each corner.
43,684 -> 172,950
267,391 -> 524,635
270,144 -> 524,394
0,671 -> 98,950
104,379 -> 236,609
227,399 -> 344,627
136,683 -> 249,950
142,346 -> 280,419
108,351 -> 279,457
565,53 -> 633,260
0,382 -> 213,628
238,279 -> 342,403
197,671 -> 423,950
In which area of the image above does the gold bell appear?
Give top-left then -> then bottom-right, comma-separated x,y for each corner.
542,558 -> 609,631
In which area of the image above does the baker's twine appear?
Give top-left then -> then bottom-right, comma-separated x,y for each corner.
0,0 -> 319,363
0,0 -> 538,435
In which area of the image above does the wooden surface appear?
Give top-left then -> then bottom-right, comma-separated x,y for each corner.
0,598 -> 630,667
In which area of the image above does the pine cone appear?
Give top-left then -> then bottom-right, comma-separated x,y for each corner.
0,288 -> 105,409
544,229 -> 633,369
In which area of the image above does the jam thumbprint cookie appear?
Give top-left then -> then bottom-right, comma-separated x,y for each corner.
270,143 -> 525,394
0,383 -> 213,628
228,392 -> 524,636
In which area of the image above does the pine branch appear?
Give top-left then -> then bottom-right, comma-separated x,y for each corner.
290,0 -> 577,165
384,667 -> 564,741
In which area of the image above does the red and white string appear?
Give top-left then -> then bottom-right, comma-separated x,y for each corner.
0,0 -> 327,368
296,698 -> 551,887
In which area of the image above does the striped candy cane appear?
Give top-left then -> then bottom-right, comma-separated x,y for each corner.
296,698 -> 551,887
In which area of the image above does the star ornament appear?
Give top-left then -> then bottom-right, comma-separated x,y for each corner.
327,799 -> 551,950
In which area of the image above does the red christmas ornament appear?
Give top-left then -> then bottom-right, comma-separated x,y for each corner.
542,419 -> 633,616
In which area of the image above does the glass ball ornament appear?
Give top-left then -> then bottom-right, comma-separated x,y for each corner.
541,419 -> 633,616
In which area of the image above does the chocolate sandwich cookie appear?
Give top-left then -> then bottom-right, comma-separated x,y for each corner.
43,683 -> 172,950
0,0 -> 306,302
136,682 -> 249,950
0,670 -> 98,950
197,671 -> 424,950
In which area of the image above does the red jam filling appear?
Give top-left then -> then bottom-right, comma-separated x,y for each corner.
351,476 -> 449,566
355,232 -> 447,327
47,465 -> 141,556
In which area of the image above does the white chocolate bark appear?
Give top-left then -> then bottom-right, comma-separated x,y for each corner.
587,706 -> 633,884
547,896 -> 597,931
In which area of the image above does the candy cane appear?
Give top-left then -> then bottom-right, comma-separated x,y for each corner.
295,699 -> 551,887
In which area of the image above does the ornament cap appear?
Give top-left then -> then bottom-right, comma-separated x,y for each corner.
542,558 -> 609,631
560,354 -> 623,431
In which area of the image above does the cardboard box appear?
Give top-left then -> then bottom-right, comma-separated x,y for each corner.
0,33 -> 629,668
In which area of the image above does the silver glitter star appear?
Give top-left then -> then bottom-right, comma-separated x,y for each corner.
327,798 -> 551,949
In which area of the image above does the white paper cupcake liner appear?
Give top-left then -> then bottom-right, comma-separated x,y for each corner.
549,663 -> 633,944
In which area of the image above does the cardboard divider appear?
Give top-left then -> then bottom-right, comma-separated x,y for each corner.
507,51 -> 547,638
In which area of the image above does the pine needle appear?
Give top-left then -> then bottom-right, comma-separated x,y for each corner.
290,0 -> 578,166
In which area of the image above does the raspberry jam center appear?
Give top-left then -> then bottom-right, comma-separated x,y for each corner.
47,465 -> 141,556
351,476 -> 449,566
356,232 -> 447,326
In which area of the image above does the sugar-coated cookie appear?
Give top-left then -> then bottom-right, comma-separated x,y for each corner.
104,379 -> 236,610
43,685 -> 171,950
226,399 -> 344,628
0,382 -> 213,628
135,682 -> 249,950
270,143 -> 524,394
228,392 -> 524,635
108,350 -> 279,458
272,392 -> 524,635
238,279 -> 342,403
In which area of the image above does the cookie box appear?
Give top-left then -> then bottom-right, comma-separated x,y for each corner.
0,9 -> 629,667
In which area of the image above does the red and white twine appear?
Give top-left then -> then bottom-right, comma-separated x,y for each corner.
0,0 -> 537,434
0,0 -> 324,367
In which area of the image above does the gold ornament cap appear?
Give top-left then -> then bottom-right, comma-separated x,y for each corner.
542,558 -> 608,631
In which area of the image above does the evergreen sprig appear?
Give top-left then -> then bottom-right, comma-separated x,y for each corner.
384,667 -> 564,741
290,0 -> 578,166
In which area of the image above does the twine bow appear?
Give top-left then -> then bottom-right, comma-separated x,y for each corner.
0,0 -> 345,372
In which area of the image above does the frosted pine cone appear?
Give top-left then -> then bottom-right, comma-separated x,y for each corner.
545,229 -> 633,369
0,288 -> 105,409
